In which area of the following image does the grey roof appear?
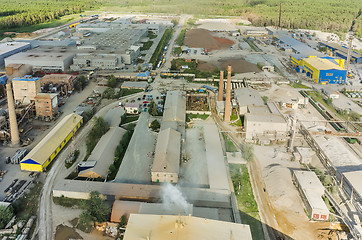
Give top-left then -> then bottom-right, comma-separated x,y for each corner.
121,81 -> 148,89
139,203 -> 193,216
0,42 -> 30,56
79,127 -> 126,179
245,113 -> 286,124
151,128 -> 181,174
293,171 -> 329,211
247,105 -> 270,114
342,171 -> 362,200
234,88 -> 264,108
115,113 -> 157,183
162,90 -> 186,122
320,41 -> 362,59
274,31 -> 324,57
203,123 -> 230,190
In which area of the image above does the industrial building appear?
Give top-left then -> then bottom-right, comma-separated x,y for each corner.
40,74 -> 76,91
5,64 -> 32,77
34,93 -> 58,119
5,47 -> 75,71
121,81 -> 148,90
322,86 -> 340,99
20,113 -> 83,172
78,127 -> 126,179
319,41 -> 362,64
0,42 -> 31,66
291,56 -> 346,84
244,113 -> 288,143
293,171 -> 329,221
203,123 -> 230,190
161,90 -> 186,134
123,214 -> 252,240
234,88 -> 264,115
71,54 -> 118,71
12,75 -> 41,104
151,128 -> 181,183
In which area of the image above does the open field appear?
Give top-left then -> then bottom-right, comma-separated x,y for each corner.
184,29 -> 234,50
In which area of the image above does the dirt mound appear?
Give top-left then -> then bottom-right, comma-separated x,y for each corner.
197,60 -> 217,72
16,32 -> 38,39
218,58 -> 261,73
184,28 -> 234,50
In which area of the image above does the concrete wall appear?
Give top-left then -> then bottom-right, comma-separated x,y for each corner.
12,80 -> 41,104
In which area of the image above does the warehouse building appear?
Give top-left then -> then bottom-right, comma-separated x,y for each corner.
121,81 -> 148,90
5,47 -> 75,71
161,90 -> 186,135
234,88 -> 264,115
123,214 -> 252,240
34,93 -> 58,120
319,41 -> 362,64
78,127 -> 126,179
20,113 -> 83,172
244,113 -> 288,143
291,56 -> 346,84
12,75 -> 41,104
71,54 -> 118,71
0,42 -> 31,66
293,171 -> 329,221
151,128 -> 181,183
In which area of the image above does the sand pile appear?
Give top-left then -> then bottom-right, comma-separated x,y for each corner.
218,58 -> 261,73
184,28 -> 234,50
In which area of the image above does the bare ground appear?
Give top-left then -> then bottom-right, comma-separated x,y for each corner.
184,28 -> 234,50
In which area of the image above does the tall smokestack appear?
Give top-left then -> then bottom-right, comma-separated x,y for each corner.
278,2 -> 282,28
6,83 -> 20,146
218,71 -> 224,101
224,65 -> 232,122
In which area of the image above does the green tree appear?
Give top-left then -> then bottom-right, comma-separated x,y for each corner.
82,191 -> 110,223
349,111 -> 361,122
150,119 -> 160,131
148,100 -> 158,116
107,75 -> 117,88
0,205 -> 14,229
261,96 -> 269,104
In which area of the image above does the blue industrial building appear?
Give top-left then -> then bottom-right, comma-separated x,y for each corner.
319,41 -> 362,64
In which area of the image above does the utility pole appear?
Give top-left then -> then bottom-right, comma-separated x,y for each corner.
278,3 -> 282,29
345,33 -> 353,82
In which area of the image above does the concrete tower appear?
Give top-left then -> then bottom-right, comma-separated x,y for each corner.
6,83 -> 20,146
224,65 -> 232,122
218,71 -> 224,101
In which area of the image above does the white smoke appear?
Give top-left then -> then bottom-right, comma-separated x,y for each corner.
161,183 -> 189,215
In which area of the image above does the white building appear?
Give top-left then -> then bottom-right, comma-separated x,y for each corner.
244,113 -> 288,143
124,102 -> 139,114
5,47 -> 74,71
0,42 -> 31,66
293,171 -> 329,221
234,88 -> 264,115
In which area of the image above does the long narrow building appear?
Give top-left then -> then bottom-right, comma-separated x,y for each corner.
20,113 -> 83,172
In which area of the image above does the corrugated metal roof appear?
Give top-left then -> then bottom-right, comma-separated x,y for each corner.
21,113 -> 82,166
234,88 -> 264,108
79,127 -> 126,179
303,57 -> 344,71
151,128 -> 181,174
123,214 -> 252,240
162,90 -> 186,122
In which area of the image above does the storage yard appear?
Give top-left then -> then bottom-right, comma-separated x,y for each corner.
0,11 -> 361,240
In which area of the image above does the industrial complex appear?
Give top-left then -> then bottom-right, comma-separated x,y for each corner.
0,11 -> 361,240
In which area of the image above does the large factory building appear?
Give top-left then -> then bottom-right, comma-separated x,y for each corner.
0,42 -> 31,66
20,113 -> 83,172
319,41 -> 362,64
291,56 -> 346,84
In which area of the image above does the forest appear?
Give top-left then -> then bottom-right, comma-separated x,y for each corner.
0,0 -> 361,39
0,0 -> 100,30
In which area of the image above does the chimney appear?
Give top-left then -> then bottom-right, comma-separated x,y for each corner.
224,65 -> 232,122
218,71 -> 224,101
6,83 -> 20,146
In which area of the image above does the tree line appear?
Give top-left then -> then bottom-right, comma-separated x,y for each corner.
0,0 -> 100,30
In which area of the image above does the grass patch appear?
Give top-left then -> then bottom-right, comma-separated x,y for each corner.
174,46 -> 182,55
150,27 -> 174,69
122,115 -> 139,125
140,41 -> 153,51
53,196 -> 84,208
186,113 -> 209,121
222,133 -> 238,152
291,81 -> 311,89
230,114 -> 238,121
176,28 -> 187,45
121,88 -> 144,96
230,164 -> 264,240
